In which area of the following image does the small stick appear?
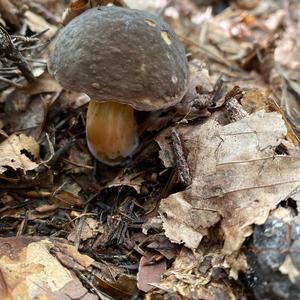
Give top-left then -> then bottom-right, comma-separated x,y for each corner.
171,129 -> 191,186
0,75 -> 23,87
76,271 -> 108,300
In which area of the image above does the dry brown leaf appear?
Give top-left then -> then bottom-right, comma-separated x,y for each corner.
59,90 -> 89,111
4,73 -> 62,103
272,24 -> 300,135
62,0 -> 126,25
0,0 -> 21,28
54,191 -> 84,208
93,260 -> 137,299
149,247 -> 239,300
68,217 -> 100,242
241,89 -> 300,148
108,171 -> 145,193
61,0 -> 89,26
274,32 -> 300,82
147,236 -> 178,260
137,251 -> 167,293
4,73 -> 62,138
0,236 -> 96,300
0,134 -> 39,174
53,180 -> 85,208
159,110 -> 300,254
24,10 -> 57,38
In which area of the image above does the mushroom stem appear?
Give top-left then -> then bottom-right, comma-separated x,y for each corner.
86,100 -> 138,165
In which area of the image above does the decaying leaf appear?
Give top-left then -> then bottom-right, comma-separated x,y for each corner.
1,1 -> 300,299
62,0 -> 126,26
0,0 -> 22,28
93,260 -> 137,299
4,73 -> 62,138
137,251 -> 167,292
0,134 -> 39,174
24,10 -> 57,38
0,236 -> 96,300
108,171 -> 145,193
241,89 -> 300,148
68,217 -> 100,242
149,247 -> 240,300
159,110 -> 300,255
53,181 -> 85,208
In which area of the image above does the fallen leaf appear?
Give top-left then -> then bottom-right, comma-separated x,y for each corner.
137,251 -> 167,292
0,134 -> 39,174
149,247 -> 240,300
53,191 -> 84,208
24,10 -> 57,38
159,110 -> 300,255
241,88 -> 300,148
68,217 -> 100,242
108,171 -> 145,193
0,236 -> 96,300
0,0 -> 21,28
93,260 -> 137,299
147,235 -> 178,260
4,73 -> 62,138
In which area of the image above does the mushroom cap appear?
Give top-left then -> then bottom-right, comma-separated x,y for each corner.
49,6 -> 189,111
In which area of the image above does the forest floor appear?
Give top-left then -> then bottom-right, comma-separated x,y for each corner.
0,0 -> 300,299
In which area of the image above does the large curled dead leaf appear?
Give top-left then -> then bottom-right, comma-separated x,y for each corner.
0,134 -> 39,174
159,110 -> 300,255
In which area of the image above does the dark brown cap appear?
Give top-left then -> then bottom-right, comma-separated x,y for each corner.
49,6 -> 189,111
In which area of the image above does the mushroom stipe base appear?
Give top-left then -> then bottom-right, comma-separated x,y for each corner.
86,100 -> 139,165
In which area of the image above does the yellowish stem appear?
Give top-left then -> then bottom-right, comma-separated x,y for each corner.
86,100 -> 138,165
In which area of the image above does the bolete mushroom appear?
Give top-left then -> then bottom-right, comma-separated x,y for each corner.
49,6 -> 189,165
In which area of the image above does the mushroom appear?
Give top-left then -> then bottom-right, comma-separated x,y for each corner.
49,6 -> 189,165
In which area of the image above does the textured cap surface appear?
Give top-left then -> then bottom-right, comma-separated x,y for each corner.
49,6 -> 189,111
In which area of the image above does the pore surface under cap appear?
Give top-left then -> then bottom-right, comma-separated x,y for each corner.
49,6 -> 189,111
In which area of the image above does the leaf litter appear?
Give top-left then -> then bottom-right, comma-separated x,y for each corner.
0,0 -> 300,299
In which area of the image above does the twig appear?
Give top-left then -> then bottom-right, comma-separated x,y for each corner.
18,43 -> 48,51
12,36 -> 40,43
0,25 -> 34,82
63,158 -> 94,170
36,138 -> 76,173
0,75 -> 23,87
76,271 -> 108,300
171,129 -> 191,186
